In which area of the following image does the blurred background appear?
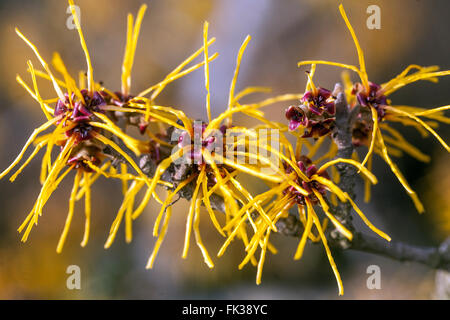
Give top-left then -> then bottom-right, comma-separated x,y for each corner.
0,0 -> 449,299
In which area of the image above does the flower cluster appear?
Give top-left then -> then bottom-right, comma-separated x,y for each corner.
286,75 -> 336,138
1,1 -> 448,296
295,4 -> 450,212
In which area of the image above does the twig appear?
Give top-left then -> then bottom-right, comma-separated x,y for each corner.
350,233 -> 450,271
276,213 -> 450,271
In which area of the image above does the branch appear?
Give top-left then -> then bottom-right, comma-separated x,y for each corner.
276,213 -> 450,271
350,233 -> 450,271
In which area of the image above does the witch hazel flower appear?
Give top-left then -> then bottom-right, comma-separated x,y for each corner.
283,155 -> 330,205
286,78 -> 336,138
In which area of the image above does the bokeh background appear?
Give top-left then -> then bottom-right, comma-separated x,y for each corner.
0,0 -> 449,299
